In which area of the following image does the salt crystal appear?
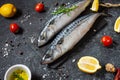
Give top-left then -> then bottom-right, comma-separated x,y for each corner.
42,74 -> 47,79
3,51 -> 8,57
2,43 -> 10,57
72,59 -> 76,63
67,2 -> 70,5
104,33 -> 106,35
93,29 -> 96,32
59,77 -> 62,80
29,36 -> 35,43
4,48 -> 7,51
26,15 -> 30,19
105,73 -> 114,79
20,14 -> 31,23
29,22 -> 32,25
43,67 -> 47,71
5,43 -> 9,47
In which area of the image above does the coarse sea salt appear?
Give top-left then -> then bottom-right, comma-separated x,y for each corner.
2,43 -> 9,57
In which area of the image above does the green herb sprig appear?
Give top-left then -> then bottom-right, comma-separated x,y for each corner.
52,5 -> 78,15
13,72 -> 24,80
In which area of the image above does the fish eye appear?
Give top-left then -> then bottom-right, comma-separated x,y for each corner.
40,35 -> 45,40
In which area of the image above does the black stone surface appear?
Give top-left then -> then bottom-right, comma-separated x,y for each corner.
0,0 -> 120,80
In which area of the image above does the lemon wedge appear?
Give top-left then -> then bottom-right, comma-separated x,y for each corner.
90,0 -> 99,12
77,56 -> 101,74
0,3 -> 17,18
114,17 -> 120,33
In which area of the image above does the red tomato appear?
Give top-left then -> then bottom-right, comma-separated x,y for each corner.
35,3 -> 44,12
10,23 -> 19,33
101,36 -> 113,47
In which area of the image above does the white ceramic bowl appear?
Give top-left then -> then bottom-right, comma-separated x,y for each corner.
4,64 -> 31,80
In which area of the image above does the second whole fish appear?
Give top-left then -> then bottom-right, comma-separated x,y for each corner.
42,13 -> 103,64
38,0 -> 91,46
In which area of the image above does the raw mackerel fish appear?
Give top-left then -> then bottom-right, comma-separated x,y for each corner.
42,13 -> 103,64
38,0 -> 91,46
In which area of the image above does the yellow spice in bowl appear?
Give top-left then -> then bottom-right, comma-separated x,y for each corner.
10,69 -> 28,80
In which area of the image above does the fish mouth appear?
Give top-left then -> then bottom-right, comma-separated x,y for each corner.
42,45 -> 62,64
38,39 -> 46,47
41,49 -> 54,64
38,33 -> 47,46
42,56 -> 53,64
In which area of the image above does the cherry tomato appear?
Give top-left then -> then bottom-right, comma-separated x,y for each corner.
101,36 -> 113,47
35,3 -> 44,12
10,23 -> 19,33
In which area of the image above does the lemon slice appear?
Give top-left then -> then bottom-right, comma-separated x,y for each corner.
90,0 -> 99,12
77,56 -> 101,74
114,17 -> 120,33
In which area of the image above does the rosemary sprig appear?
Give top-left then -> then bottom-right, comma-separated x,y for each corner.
13,72 -> 24,80
52,5 -> 78,15
100,3 -> 120,8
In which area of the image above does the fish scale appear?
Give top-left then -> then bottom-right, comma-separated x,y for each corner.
51,14 -> 92,46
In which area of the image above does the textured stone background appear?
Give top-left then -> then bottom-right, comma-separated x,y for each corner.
0,0 -> 120,80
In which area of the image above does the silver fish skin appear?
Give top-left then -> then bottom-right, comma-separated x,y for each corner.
42,13 -> 102,64
38,0 -> 91,46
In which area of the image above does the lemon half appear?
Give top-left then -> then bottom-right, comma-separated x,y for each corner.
91,0 -> 99,12
77,56 -> 101,74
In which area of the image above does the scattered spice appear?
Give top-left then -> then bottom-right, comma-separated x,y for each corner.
36,48 -> 38,51
42,74 -> 48,79
41,1 -> 44,4
5,41 -> 8,43
11,48 -> 14,51
2,43 -> 9,57
54,2 -> 59,7
20,52 -> 23,55
22,37 -> 25,40
61,3 -> 66,6
10,41 -> 13,43
65,74 -> 69,79
105,63 -> 116,72
40,18 -> 43,21
24,42 -> 27,45
17,43 -> 21,47
72,59 -> 76,63
93,29 -> 97,32
10,44 -> 14,47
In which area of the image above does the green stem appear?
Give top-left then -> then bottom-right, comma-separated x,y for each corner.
52,5 -> 78,15
13,72 -> 24,80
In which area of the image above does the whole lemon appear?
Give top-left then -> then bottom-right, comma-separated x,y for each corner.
0,3 -> 17,18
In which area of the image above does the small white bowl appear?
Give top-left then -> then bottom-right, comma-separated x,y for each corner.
4,64 -> 31,80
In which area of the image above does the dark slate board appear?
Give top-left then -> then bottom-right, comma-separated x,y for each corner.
0,0 -> 120,80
